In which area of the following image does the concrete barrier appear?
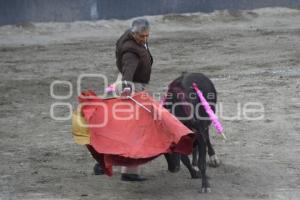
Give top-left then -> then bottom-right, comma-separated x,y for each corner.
1,0 -> 300,25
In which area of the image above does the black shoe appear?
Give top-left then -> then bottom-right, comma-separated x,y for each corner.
121,173 -> 147,182
93,163 -> 104,175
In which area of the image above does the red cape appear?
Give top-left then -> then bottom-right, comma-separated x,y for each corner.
79,91 -> 195,176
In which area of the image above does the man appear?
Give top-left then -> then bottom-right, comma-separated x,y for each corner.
116,18 -> 153,181
93,18 -> 153,181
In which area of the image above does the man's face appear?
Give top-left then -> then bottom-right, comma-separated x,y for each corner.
133,30 -> 150,45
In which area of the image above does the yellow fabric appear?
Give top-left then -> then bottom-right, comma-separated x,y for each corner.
71,110 -> 90,145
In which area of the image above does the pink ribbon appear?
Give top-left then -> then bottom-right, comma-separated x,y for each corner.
192,83 -> 226,139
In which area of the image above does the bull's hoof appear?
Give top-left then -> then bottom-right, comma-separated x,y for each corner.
93,163 -> 104,175
168,165 -> 180,173
192,165 -> 199,172
191,170 -> 201,179
200,187 -> 211,193
208,155 -> 221,168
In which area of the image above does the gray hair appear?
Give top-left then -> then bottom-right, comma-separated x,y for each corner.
131,18 -> 150,33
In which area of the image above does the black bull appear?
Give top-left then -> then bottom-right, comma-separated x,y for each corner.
163,72 -> 219,193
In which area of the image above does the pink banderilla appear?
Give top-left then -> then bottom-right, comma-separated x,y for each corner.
160,94 -> 166,106
105,84 -> 116,93
192,83 -> 226,140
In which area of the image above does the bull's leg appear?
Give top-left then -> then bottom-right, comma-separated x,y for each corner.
180,155 -> 200,179
192,146 -> 198,166
206,130 -> 215,157
197,134 -> 211,193
164,153 -> 181,173
191,129 -> 198,167
206,129 -> 221,168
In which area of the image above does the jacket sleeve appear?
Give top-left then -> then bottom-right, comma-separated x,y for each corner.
121,52 -> 139,82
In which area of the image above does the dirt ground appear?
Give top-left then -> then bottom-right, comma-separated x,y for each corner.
0,7 -> 300,200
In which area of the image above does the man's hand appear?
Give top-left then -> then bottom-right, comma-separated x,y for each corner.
121,87 -> 132,97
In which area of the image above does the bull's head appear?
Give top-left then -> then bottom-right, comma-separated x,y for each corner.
164,153 -> 181,173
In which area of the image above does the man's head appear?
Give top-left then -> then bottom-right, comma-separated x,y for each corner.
131,18 -> 150,45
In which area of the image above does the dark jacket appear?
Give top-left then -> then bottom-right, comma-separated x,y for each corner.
115,30 -> 153,84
